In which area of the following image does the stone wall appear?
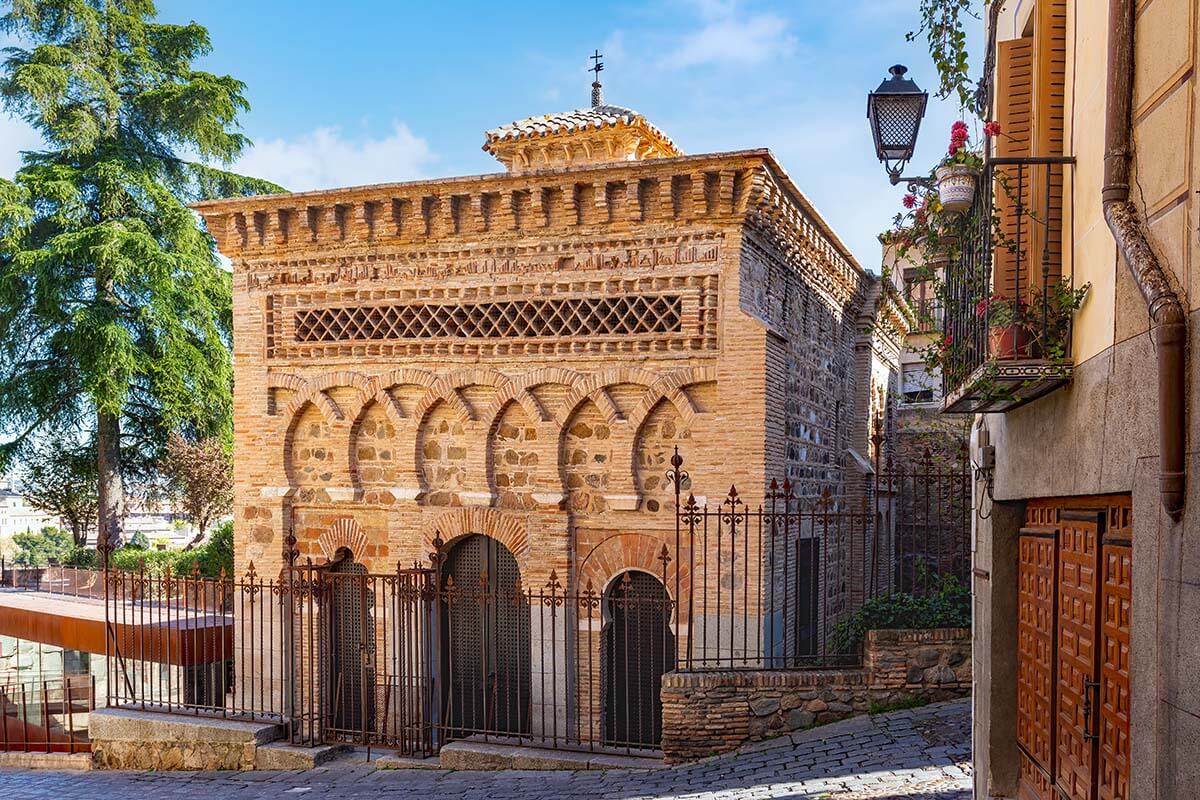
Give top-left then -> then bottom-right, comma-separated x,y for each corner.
660,627 -> 970,762
89,708 -> 281,771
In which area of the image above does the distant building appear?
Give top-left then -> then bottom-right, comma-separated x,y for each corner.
0,480 -> 64,549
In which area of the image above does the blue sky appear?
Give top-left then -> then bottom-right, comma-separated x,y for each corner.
1,0 -> 982,271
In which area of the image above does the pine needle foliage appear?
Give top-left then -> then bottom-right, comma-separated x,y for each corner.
0,1 -> 282,540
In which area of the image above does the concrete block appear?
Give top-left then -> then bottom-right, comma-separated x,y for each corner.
0,751 -> 92,771
254,741 -> 348,770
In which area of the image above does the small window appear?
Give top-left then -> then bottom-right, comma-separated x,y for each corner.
902,364 -> 938,404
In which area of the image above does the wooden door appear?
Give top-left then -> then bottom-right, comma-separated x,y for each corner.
1017,530 -> 1056,800
1017,498 -> 1131,800
1055,514 -> 1101,800
1097,542 -> 1131,800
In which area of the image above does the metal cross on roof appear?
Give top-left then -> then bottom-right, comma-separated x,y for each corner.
589,49 -> 604,80
589,49 -> 604,107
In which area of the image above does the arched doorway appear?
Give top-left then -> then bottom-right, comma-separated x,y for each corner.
439,534 -> 530,738
324,548 -> 374,737
602,571 -> 675,748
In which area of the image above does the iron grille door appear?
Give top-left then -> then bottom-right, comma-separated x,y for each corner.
440,535 -> 530,739
794,538 -> 820,659
325,558 -> 374,740
602,571 -> 675,748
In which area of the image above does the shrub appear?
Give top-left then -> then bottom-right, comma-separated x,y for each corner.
829,572 -> 970,654
108,519 -> 233,579
12,526 -> 76,566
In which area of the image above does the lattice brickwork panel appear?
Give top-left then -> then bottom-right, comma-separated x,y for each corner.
295,295 -> 682,343
266,274 -> 718,360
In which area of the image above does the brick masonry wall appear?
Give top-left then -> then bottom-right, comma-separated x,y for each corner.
193,149 -> 886,702
660,627 -> 970,762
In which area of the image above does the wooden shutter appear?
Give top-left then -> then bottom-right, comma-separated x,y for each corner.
1031,0 -> 1068,292
993,38 -> 1034,301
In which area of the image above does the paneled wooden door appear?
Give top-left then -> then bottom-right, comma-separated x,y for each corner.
1017,498 -> 1131,800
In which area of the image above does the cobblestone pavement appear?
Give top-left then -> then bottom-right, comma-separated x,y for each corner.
1,699 -> 971,800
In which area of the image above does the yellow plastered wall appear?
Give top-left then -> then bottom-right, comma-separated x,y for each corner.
1062,0 -> 1117,364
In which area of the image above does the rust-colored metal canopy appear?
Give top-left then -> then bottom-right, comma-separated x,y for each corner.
0,591 -> 232,667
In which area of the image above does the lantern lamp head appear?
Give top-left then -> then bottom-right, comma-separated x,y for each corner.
867,65 -> 929,185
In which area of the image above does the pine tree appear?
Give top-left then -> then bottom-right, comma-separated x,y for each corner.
0,0 -> 281,552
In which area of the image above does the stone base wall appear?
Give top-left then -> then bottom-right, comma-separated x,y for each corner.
89,707 -> 282,771
93,739 -> 257,771
660,627 -> 970,762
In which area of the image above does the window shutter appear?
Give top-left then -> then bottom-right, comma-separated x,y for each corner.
993,38 -> 1034,301
1031,0 -> 1068,291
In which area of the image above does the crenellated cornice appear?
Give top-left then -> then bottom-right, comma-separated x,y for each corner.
192,150 -> 866,283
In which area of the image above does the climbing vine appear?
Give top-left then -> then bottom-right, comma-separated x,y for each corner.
907,0 -> 982,112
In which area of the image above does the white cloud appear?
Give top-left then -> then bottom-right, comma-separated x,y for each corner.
234,122 -> 435,193
658,0 -> 796,69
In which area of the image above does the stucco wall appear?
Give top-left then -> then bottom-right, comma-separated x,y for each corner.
974,2 -> 1200,797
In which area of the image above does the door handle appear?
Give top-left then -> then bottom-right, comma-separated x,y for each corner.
1082,675 -> 1100,742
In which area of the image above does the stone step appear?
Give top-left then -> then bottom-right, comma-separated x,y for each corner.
90,707 -> 286,770
437,738 -> 664,771
0,751 -> 93,771
255,741 -> 350,770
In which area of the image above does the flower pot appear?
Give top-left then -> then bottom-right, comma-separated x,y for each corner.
935,165 -> 978,214
988,324 -> 1035,359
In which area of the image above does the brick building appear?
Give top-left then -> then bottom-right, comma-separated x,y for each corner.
193,78 -> 905,748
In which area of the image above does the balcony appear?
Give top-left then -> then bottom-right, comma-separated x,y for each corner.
908,298 -> 943,333
940,157 -> 1078,414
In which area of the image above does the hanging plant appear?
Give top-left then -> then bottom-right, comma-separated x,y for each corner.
935,121 -> 984,213
907,0 -> 981,112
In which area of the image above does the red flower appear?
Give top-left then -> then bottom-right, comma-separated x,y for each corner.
975,294 -> 998,318
902,193 -> 917,209
914,208 -> 927,225
939,333 -> 954,351
948,120 -> 970,155
983,120 -> 1002,137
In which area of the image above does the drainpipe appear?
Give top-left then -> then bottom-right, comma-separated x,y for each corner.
1104,0 -> 1187,519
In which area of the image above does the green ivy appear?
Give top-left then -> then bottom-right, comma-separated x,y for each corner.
829,572 -> 971,654
907,0 -> 981,112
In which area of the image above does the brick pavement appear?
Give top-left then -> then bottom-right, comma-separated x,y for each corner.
0,699 -> 970,800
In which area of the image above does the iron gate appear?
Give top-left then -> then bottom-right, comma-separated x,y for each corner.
602,571 -> 675,747
438,535 -> 531,740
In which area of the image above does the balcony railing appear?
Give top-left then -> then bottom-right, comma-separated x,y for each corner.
908,299 -> 944,333
941,156 -> 1077,413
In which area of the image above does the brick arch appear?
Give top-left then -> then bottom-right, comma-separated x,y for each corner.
374,368 -> 437,392
554,367 -> 659,426
577,533 -> 686,619
317,517 -> 369,560
284,389 -> 344,426
413,368 -> 515,423
420,507 -> 530,565
626,367 -> 718,432
267,372 -> 306,391
510,366 -> 584,393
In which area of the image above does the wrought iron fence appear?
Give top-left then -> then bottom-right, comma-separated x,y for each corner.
667,447 -> 970,671
942,156 -> 1076,395
72,444 -> 970,757
0,676 -> 95,753
102,564 -> 280,722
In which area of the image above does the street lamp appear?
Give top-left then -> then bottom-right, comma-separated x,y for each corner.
867,64 -> 929,185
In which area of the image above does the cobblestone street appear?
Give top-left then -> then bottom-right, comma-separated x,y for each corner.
1,699 -> 970,800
